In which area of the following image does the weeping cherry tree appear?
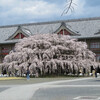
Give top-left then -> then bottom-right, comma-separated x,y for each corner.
0,34 -> 99,77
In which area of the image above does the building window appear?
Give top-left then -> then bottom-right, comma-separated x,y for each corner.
14,33 -> 20,39
96,54 -> 100,62
57,29 -> 71,35
90,42 -> 100,49
1,47 -> 10,55
14,33 -> 25,39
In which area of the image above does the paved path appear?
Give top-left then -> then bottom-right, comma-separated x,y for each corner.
31,77 -> 100,100
0,77 -> 100,100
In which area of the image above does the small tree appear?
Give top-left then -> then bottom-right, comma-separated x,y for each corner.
0,34 -> 98,77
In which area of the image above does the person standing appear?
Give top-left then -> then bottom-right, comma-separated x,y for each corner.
26,67 -> 30,80
95,68 -> 97,78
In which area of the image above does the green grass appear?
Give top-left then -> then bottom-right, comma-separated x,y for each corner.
0,77 -> 80,85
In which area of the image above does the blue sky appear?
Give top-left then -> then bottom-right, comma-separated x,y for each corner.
0,0 -> 100,26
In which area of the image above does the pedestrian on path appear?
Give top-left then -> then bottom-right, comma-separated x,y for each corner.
95,68 -> 97,78
26,67 -> 30,80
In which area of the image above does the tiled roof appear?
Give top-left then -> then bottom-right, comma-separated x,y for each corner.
0,17 -> 100,44
7,26 -> 32,40
54,22 -> 81,36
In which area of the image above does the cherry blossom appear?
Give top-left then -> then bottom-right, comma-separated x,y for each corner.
0,34 -> 98,76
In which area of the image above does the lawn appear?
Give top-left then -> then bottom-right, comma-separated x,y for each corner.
0,76 -> 89,85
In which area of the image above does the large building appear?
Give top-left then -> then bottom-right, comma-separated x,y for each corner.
0,17 -> 100,63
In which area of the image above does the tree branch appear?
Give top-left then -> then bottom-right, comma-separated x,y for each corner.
61,0 -> 76,16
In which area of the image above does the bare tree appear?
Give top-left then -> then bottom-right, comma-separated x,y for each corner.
61,0 -> 76,16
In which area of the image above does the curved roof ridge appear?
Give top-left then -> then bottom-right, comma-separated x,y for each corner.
1,16 -> 100,28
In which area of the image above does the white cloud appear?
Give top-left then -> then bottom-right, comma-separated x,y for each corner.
1,0 -> 100,25
73,0 -> 85,15
0,0 -> 63,25
71,0 -> 100,18
61,0 -> 85,17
